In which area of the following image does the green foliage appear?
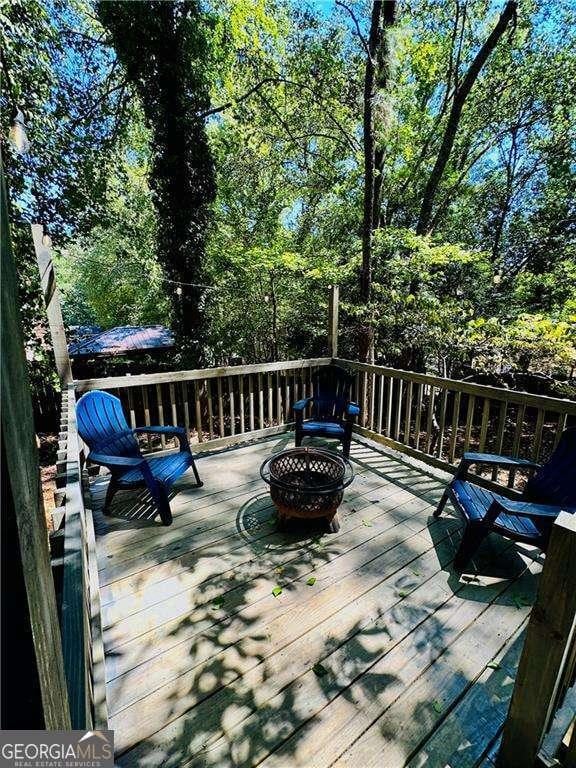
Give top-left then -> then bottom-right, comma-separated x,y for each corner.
366,228 -> 493,372
4,0 -> 575,396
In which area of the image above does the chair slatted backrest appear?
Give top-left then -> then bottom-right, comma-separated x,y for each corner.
526,428 -> 576,506
312,365 -> 354,422
76,391 -> 140,457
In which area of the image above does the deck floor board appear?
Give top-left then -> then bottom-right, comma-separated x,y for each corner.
90,436 -> 540,767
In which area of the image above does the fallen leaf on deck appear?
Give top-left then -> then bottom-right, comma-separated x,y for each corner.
432,700 -> 443,713
313,662 -> 328,677
272,586 -> 283,597
306,577 -> 316,586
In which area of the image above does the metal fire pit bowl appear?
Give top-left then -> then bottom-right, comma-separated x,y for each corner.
260,447 -> 354,532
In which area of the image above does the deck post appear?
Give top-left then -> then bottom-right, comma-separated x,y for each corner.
1,165 -> 71,728
31,223 -> 73,384
498,511 -> 576,768
328,284 -> 339,358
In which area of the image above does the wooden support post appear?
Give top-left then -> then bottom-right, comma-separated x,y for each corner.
31,223 -> 73,384
2,167 -> 71,728
499,512 -> 576,768
328,284 -> 339,358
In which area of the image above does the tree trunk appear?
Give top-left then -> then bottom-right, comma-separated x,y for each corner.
360,0 -> 384,304
416,1 -> 517,235
98,1 -> 216,365
359,1 -> 396,374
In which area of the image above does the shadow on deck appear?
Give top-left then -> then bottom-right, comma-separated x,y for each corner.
89,435 -> 542,768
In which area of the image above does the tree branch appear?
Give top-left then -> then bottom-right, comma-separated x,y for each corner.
416,0 -> 517,234
335,0 -> 371,58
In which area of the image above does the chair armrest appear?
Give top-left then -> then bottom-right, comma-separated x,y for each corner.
88,453 -> 146,468
134,425 -> 187,437
293,397 -> 313,413
462,452 -> 541,470
134,425 -> 190,452
487,497 -> 575,521
346,402 -> 360,418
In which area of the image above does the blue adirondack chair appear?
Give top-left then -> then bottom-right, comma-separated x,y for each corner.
293,365 -> 360,457
435,427 -> 576,569
76,390 -> 202,526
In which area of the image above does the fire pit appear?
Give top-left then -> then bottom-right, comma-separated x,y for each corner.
260,447 -> 354,532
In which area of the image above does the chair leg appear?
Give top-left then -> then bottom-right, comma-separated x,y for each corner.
434,489 -> 450,518
341,438 -> 351,458
156,485 -> 172,526
190,455 -> 203,487
454,525 -> 489,571
295,432 -> 303,447
103,477 -> 118,515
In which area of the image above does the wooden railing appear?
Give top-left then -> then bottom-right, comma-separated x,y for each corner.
337,359 -> 576,489
65,356 -> 576,737
57,384 -> 107,729
499,512 -> 576,768
75,358 -> 331,452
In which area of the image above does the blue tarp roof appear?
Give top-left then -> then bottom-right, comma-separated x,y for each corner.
68,325 -> 174,358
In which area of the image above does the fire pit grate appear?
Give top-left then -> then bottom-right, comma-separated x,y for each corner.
260,447 -> 354,531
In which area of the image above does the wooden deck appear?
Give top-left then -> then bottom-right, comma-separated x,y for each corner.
90,435 -> 543,768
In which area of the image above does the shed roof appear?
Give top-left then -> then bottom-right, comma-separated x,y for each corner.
68,325 -> 174,358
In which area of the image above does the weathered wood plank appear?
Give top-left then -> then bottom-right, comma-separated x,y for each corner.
2,192 -> 70,728
76,358 -> 331,393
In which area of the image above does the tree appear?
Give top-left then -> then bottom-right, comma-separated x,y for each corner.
97,0 -> 217,364
416,1 -> 518,234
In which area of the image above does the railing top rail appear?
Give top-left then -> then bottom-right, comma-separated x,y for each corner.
74,358 -> 332,393
336,358 -> 576,414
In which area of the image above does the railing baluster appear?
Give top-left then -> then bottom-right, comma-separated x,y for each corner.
404,380 -> 413,445
369,372 -> 376,431
267,373 -> 274,426
414,382 -> 423,451
376,375 -> 384,434
239,375 -> 245,434
155,384 -> 166,449
463,394 -> 476,453
393,379 -> 403,441
169,382 -> 178,447
532,408 -> 545,462
436,387 -> 448,458
194,381 -> 203,442
425,385 -> 435,453
478,398 -> 491,453
508,402 -> 526,488
492,401 -> 507,480
512,402 -> 526,457
385,377 -> 393,437
169,382 -> 177,425
248,375 -> 255,432
449,390 -> 461,464
181,381 -> 190,441
217,377 -> 225,437
141,386 -> 152,451
277,371 -> 283,425
228,376 -> 236,436
127,388 -> 136,430
206,379 -> 214,439
285,371 -> 291,419
258,373 -> 264,429
553,412 -> 567,451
